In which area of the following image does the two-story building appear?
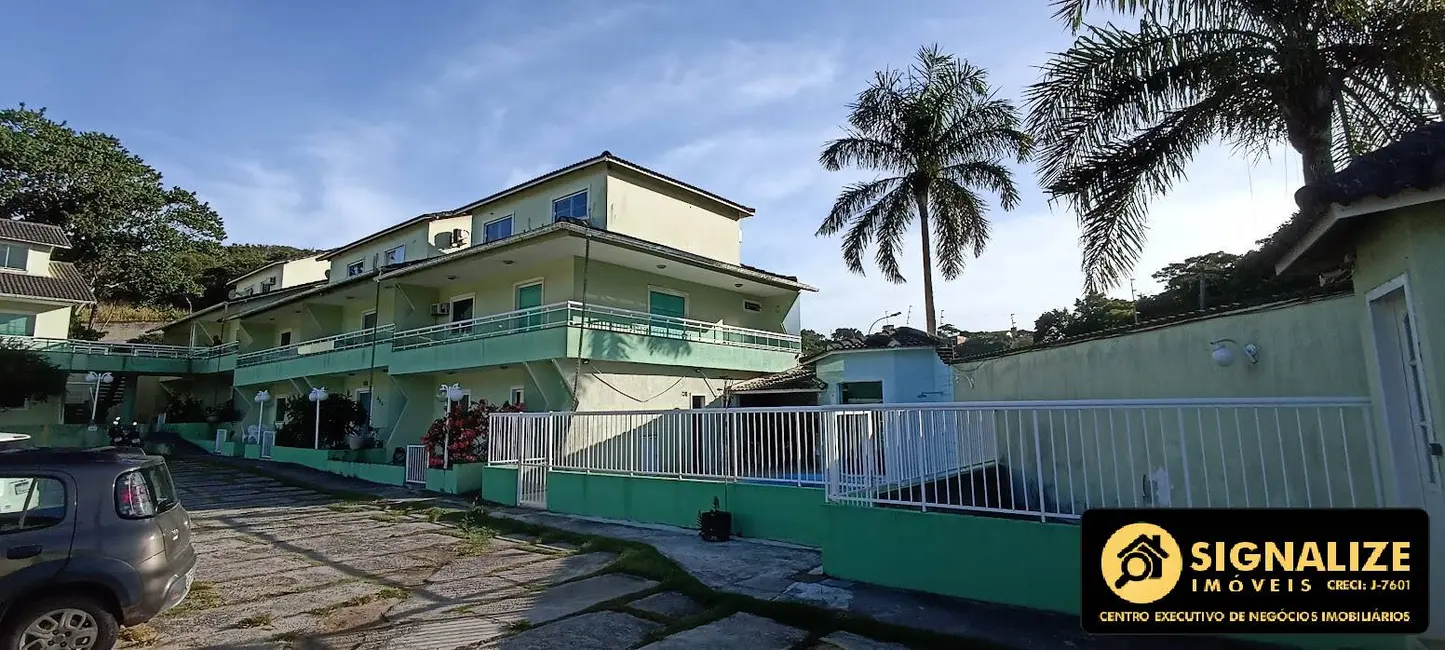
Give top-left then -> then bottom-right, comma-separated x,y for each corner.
0,221 -> 97,428
157,152 -> 811,450
229,254 -> 329,299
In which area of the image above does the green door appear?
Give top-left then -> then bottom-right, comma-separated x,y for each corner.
515,283 -> 543,330
648,290 -> 686,339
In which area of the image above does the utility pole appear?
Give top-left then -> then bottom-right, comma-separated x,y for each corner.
1129,278 -> 1140,324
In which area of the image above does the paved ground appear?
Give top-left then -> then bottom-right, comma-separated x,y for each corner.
125,459 -> 913,650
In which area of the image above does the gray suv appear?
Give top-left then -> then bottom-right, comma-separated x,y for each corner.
0,447 -> 195,650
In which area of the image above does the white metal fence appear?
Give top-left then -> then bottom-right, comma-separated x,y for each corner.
405,445 -> 428,484
489,397 -> 1382,521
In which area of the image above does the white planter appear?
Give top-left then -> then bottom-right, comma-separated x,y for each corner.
346,434 -> 365,450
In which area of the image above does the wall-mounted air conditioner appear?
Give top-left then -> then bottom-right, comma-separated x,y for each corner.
742,300 -> 762,313
450,228 -> 467,248
429,303 -> 451,317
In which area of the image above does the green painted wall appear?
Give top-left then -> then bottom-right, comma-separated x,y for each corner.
388,328 -> 568,375
1,424 -> 105,448
326,460 -> 405,486
576,329 -> 796,372
270,445 -> 330,470
953,295 -> 1366,401
482,466 -> 518,506
576,259 -> 797,335
233,342 -> 391,386
545,471 -> 827,546
425,463 -> 485,494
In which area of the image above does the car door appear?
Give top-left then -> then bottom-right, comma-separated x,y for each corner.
141,461 -> 193,570
0,472 -> 77,601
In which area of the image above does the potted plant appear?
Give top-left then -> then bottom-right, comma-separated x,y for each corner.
697,497 -> 732,542
344,422 -> 366,450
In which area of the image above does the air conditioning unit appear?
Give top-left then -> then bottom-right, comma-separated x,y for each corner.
429,303 -> 451,317
742,300 -> 762,313
450,228 -> 467,248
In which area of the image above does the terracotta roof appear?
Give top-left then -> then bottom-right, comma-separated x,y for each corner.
0,221 -> 71,249
1294,121 -> 1445,211
806,326 -> 955,363
0,263 -> 94,303
729,365 -> 824,393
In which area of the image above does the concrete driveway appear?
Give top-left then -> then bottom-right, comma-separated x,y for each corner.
126,459 -> 871,650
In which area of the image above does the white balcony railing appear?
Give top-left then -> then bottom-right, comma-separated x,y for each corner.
7,336 -> 236,360
391,301 -> 801,354
236,324 -> 395,368
489,397 -> 1383,522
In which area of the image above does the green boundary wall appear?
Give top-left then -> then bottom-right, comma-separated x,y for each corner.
482,466 -> 518,506
545,471 -> 826,546
426,463 -> 486,495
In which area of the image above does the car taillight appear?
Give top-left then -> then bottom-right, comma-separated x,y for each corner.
116,471 -> 156,518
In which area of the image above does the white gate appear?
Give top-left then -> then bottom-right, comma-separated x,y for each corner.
259,429 -> 275,459
214,428 -> 228,454
404,445 -> 428,485
517,419 -> 552,509
825,411 -> 879,505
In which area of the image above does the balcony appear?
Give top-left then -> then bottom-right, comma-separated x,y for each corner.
9,337 -> 237,375
388,301 -> 801,375
234,325 -> 394,386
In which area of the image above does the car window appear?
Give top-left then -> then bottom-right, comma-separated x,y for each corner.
143,463 -> 179,514
0,477 -> 66,533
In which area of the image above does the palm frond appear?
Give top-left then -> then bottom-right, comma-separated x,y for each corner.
817,177 -> 903,236
927,178 -> 990,279
819,136 -> 912,173
837,184 -> 913,280
941,161 -> 1022,211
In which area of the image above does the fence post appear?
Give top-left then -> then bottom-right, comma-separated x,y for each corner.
915,411 -> 927,513
1177,408 -> 1193,507
1032,411 -> 1046,522
730,411 -> 739,482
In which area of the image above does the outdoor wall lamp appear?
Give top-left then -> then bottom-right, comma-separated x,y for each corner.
439,383 -> 466,469
308,387 -> 329,449
84,372 -> 114,428
1209,338 -> 1259,367
251,390 -> 271,443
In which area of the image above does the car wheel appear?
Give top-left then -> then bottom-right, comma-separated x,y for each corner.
0,594 -> 119,650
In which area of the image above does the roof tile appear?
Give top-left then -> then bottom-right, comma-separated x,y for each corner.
0,221 -> 72,248
0,262 -> 94,303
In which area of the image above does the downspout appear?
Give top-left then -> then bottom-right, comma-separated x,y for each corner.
570,230 -> 592,410
368,273 -> 381,441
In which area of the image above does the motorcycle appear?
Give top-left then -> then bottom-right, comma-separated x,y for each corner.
108,417 -> 143,448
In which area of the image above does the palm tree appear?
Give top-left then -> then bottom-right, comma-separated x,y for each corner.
1027,0 -> 1445,291
818,45 -> 1032,335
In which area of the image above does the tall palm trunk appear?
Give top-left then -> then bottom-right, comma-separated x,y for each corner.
1285,84 -> 1338,186
913,187 -> 937,335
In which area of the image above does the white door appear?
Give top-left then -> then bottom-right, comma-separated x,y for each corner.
1369,281 -> 1443,639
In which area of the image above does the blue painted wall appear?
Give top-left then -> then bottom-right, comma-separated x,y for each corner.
815,348 -> 952,405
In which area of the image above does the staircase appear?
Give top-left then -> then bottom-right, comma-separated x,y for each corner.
93,373 -> 129,423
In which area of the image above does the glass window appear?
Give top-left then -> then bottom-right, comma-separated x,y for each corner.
484,217 -> 513,243
0,477 -> 66,533
362,311 -> 378,330
383,246 -> 405,265
0,313 -> 34,337
509,387 -> 525,407
552,191 -> 588,221
0,244 -> 26,271
278,330 -> 292,346
347,260 -> 365,276
141,463 -> 178,514
840,381 -> 884,405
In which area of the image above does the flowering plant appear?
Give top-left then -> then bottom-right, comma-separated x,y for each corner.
420,399 -> 524,468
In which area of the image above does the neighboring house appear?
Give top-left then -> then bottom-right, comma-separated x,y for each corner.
1274,120 -> 1445,638
229,254 -> 330,298
729,326 -> 955,407
154,151 -> 812,446
0,221 -> 96,426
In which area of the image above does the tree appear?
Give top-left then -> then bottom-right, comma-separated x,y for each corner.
830,327 -> 864,342
818,45 -> 1033,334
181,243 -> 321,310
1034,308 -> 1074,344
1027,0 -> 1445,291
1032,293 -> 1137,343
800,329 -> 828,357
0,105 -> 227,312
0,340 -> 68,409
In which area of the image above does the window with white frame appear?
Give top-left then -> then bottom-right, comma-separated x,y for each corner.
347,260 -> 365,276
0,314 -> 35,337
0,244 -> 26,271
483,216 -> 513,243
509,387 -> 525,408
383,245 -> 406,266
552,191 -> 588,221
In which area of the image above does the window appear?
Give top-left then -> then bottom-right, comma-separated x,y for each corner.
552,191 -> 588,221
356,390 -> 372,422
839,381 -> 884,405
647,289 -> 687,339
362,311 -> 378,330
742,300 -> 762,313
383,245 -> 406,266
0,313 -> 34,337
514,282 -> 543,330
273,397 -> 289,425
0,477 -> 66,533
278,330 -> 293,346
347,260 -> 365,277
483,216 -> 513,243
509,387 -> 525,408
0,244 -> 25,271
142,463 -> 179,515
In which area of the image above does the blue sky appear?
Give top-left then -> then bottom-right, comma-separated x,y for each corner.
3,0 -> 1302,333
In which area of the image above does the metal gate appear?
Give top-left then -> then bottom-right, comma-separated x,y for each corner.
404,445 -> 428,485
259,429 -> 275,459
825,411 -> 879,505
214,428 -> 228,454
516,420 -> 552,509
